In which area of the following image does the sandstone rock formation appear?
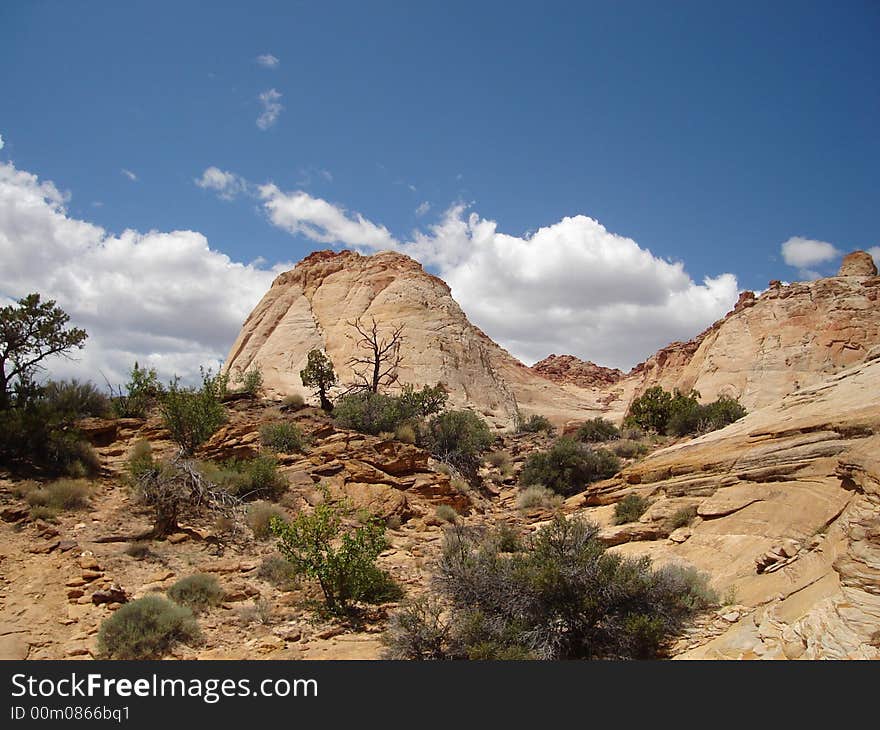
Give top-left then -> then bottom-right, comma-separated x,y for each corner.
224,250 -> 607,426
616,252 -> 880,412
530,354 -> 623,389
568,347 -> 880,659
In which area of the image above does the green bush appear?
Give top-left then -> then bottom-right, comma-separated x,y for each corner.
612,439 -> 650,459
384,517 -> 716,660
669,505 -> 698,530
42,379 -> 110,419
515,413 -> 555,434
248,501 -> 287,539
235,366 -> 263,396
421,410 -> 493,479
576,417 -> 619,443
159,368 -> 227,455
613,494 -> 650,524
627,387 -> 747,437
519,438 -> 620,496
269,496 -> 401,615
333,391 -> 415,435
260,421 -> 305,453
399,383 -> 448,417
167,574 -> 225,613
110,363 -> 163,419
97,595 -> 200,659
257,554 -> 299,591
201,455 -> 287,502
24,478 -> 91,512
434,504 -> 458,523
625,386 -> 674,433
516,485 -> 564,511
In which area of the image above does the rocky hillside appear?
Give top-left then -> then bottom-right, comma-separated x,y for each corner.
530,354 -> 624,389
224,250 -> 607,426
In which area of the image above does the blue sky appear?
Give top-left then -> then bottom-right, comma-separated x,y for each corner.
0,1 -> 877,380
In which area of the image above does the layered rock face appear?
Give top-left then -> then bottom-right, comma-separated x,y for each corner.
619,255 -> 880,411
224,250 -> 605,425
569,348 -> 880,659
530,354 -> 624,389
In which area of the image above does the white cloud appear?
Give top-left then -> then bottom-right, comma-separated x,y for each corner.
257,184 -> 740,369
869,247 -> 880,268
415,201 -> 431,217
259,185 -> 397,250
256,89 -> 283,130
0,161 -> 289,385
195,167 -> 248,200
781,236 -> 840,268
256,53 -> 279,68
0,134 -> 4,150
121,168 -> 138,182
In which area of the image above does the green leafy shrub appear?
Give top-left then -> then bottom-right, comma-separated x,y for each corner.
248,501 -> 287,539
300,349 -> 338,411
24,478 -> 90,512
257,554 -> 299,591
167,574 -> 225,613
434,504 -> 458,523
421,410 -> 493,479
42,379 -> 110,419
269,497 -> 401,614
399,383 -> 448,417
612,438 -> 650,458
110,363 -> 163,418
515,412 -> 555,434
495,523 -> 522,552
519,438 -> 620,496
625,386 -> 674,433
201,455 -> 287,502
159,368 -> 227,455
627,386 -> 747,437
333,391 -> 413,435
384,517 -> 716,660
576,417 -> 619,443
613,494 -> 650,524
260,421 -> 306,453
97,595 -> 200,659
235,366 -> 264,396
669,505 -> 698,530
516,485 -> 564,511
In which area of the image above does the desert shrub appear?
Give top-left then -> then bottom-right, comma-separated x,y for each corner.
97,595 -> 200,659
385,517 -> 716,660
613,494 -> 650,524
516,485 -> 564,511
159,369 -> 227,455
110,362 -> 163,418
624,386 -> 674,433
202,455 -> 287,502
248,501 -> 287,539
29,505 -> 57,521
399,383 -> 448,417
576,417 -> 619,443
620,425 -> 647,441
627,386 -> 746,437
25,478 -> 90,511
421,410 -> 493,480
612,439 -> 649,458
269,496 -> 401,614
127,439 -> 156,480
124,541 -> 152,559
257,554 -> 299,591
703,396 -> 747,431
515,412 -> 555,434
669,505 -> 698,530
333,391 -> 415,435
260,421 -> 305,453
495,523 -> 522,552
237,598 -> 273,626
394,422 -> 417,444
486,450 -> 511,469
42,379 -> 110,419
167,574 -> 225,613
519,438 -> 620,496
282,393 -> 306,410
236,366 -> 264,396
435,504 -> 458,523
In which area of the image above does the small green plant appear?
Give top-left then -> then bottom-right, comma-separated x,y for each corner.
612,439 -> 650,458
515,412 -> 555,434
435,504 -> 458,523
399,383 -> 448,417
110,363 -> 163,418
260,421 -> 306,453
42,379 -> 110,419
237,598 -> 273,626
257,554 -> 300,591
575,417 -> 619,443
236,366 -> 264,396
167,574 -> 225,613
300,349 -> 338,411
24,478 -> 90,511
394,422 -> 417,444
516,485 -> 564,511
97,595 -> 200,659
269,493 -> 401,615
29,505 -> 58,521
669,505 -> 698,530
613,494 -> 650,524
202,455 -> 288,501
159,368 -> 227,455
519,438 -> 620,496
247,501 -> 287,539
495,523 -> 522,552
421,409 -> 493,480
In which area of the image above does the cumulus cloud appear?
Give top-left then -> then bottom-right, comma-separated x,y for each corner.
121,168 -> 138,182
0,161 -> 288,385
256,53 -> 279,68
869,247 -> 880,268
415,201 -> 431,217
781,236 -> 840,268
256,89 -> 283,130
195,166 -> 248,200
0,133 -> 4,150
258,184 -> 740,369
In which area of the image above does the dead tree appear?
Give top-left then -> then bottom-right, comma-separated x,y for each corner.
346,316 -> 404,393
